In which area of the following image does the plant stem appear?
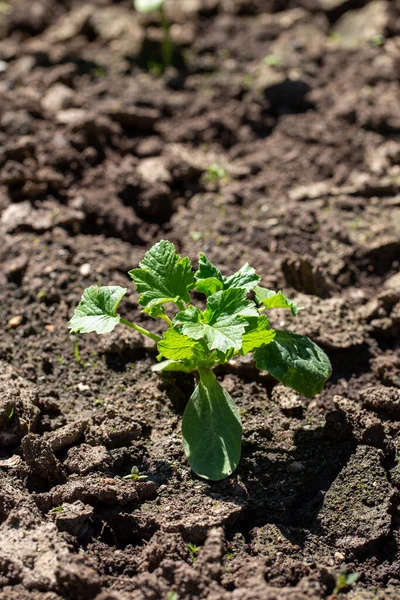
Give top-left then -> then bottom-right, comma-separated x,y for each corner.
120,318 -> 162,343
159,313 -> 173,327
159,5 -> 172,71
176,299 -> 186,311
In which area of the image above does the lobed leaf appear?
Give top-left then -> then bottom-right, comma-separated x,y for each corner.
241,316 -> 276,354
157,328 -> 208,363
182,368 -> 242,480
254,330 -> 332,398
129,240 -> 195,309
68,286 -> 127,334
195,254 -> 260,296
255,286 -> 300,316
174,288 -> 258,353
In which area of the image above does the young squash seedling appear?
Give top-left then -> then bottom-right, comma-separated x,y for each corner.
134,0 -> 172,72
69,240 -> 332,481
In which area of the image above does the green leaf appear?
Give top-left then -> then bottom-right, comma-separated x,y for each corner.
174,288 -> 258,353
255,330 -> 332,398
129,240 -> 195,309
255,286 -> 300,316
68,286 -> 127,334
134,0 -> 164,13
182,368 -> 242,480
241,316 -> 276,354
151,360 -> 194,373
195,254 -> 224,296
195,255 -> 260,296
224,263 -> 261,291
157,328 -> 208,363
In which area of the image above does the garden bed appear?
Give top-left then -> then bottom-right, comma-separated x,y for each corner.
0,1 -> 400,598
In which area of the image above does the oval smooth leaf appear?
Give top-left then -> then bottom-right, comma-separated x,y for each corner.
182,368 -> 242,480
255,330 -> 332,398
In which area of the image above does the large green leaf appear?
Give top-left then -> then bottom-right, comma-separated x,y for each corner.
241,316 -> 276,354
129,240 -> 195,309
182,368 -> 242,480
68,286 -> 127,334
255,286 -> 300,316
255,330 -> 332,397
174,288 -> 258,353
195,254 -> 260,296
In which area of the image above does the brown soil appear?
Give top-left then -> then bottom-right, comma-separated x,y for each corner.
1,0 -> 400,598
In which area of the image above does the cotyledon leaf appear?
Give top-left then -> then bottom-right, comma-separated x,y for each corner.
182,367 -> 242,480
68,286 -> 127,334
255,330 -> 332,398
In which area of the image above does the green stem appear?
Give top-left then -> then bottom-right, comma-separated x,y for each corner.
160,313 -> 173,327
176,299 -> 186,311
120,318 -> 162,343
159,5 -> 172,71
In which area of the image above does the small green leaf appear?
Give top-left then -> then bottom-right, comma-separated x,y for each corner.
157,328 -> 208,363
195,254 -> 224,296
134,0 -> 164,13
182,368 -> 242,480
241,316 -> 276,354
129,240 -> 195,310
255,330 -> 331,397
195,255 -> 260,296
68,286 -> 127,334
174,288 -> 258,353
152,360 -> 194,373
224,263 -> 261,291
255,286 -> 300,316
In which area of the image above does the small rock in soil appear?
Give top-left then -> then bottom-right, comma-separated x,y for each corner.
52,500 -> 93,537
359,386 -> 400,419
41,83 -> 75,113
64,444 -> 112,475
316,445 -> 394,551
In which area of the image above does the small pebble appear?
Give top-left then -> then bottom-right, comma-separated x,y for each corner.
8,315 -> 23,327
79,263 -> 91,277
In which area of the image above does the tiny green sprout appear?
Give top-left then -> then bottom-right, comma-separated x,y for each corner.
51,504 -> 63,513
187,543 -> 200,562
370,34 -> 385,47
263,54 -> 281,68
204,163 -> 228,183
7,407 -> 14,420
134,0 -> 172,72
332,568 -> 359,595
167,592 -> 178,600
123,466 -> 148,481
69,240 -> 332,481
